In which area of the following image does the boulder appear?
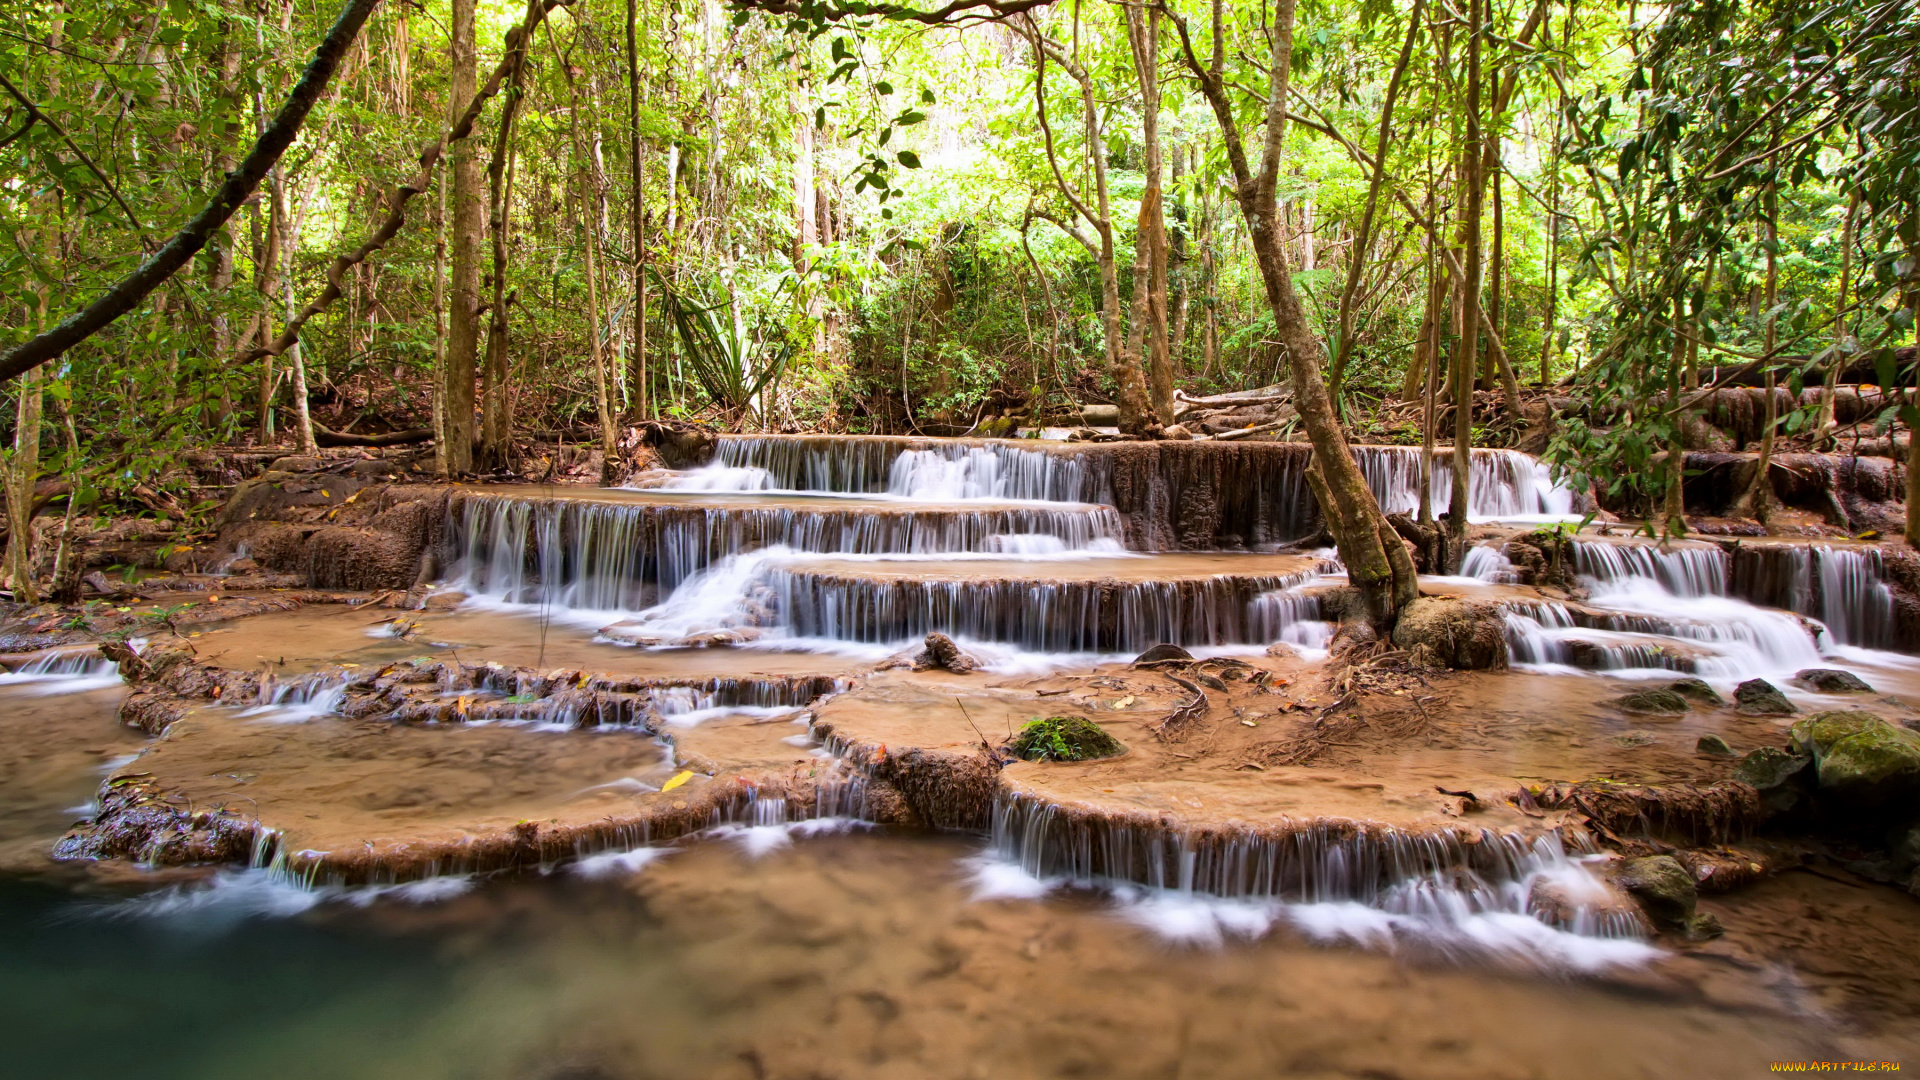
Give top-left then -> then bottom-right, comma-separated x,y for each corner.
1815,721 -> 1920,810
1792,668 -> 1874,694
1389,596 -> 1508,669
1734,678 -> 1796,716
913,632 -> 979,674
1696,734 -> 1737,757
1611,687 -> 1691,715
1733,745 -> 1813,817
1788,709 -> 1887,758
1666,678 -> 1726,705
1610,855 -> 1697,930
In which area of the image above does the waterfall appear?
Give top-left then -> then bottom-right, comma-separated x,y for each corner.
1459,544 -> 1519,583
451,491 -> 1128,611
0,648 -> 123,694
1353,447 -> 1575,521
986,794 -> 1653,968
1500,595 -> 1824,678
708,435 -> 1103,502
1812,546 -> 1895,649
1572,542 -> 1728,598
766,565 -> 1320,653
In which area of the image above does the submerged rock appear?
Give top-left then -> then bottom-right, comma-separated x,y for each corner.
1610,855 -> 1698,930
913,632 -> 980,674
1792,668 -> 1874,694
1666,678 -> 1726,706
1734,678 -> 1796,716
1389,596 -> 1508,669
1006,716 -> 1125,763
1611,687 -> 1692,715
1696,734 -> 1737,757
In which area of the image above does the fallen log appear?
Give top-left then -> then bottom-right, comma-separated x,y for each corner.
313,423 -> 434,448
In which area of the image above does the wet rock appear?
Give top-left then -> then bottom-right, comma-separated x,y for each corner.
1733,745 -> 1812,817
1676,848 -> 1770,893
1788,709 -> 1888,758
1006,716 -> 1125,763
420,589 -> 467,612
1263,641 -> 1300,660
1696,734 -> 1737,757
1666,678 -> 1725,706
1611,687 -> 1692,715
1792,668 -> 1874,694
1687,912 -> 1726,940
1132,643 -> 1193,665
1389,596 -> 1508,669
1734,678 -> 1796,716
1811,719 -> 1920,810
1611,855 -> 1698,930
913,632 -> 979,674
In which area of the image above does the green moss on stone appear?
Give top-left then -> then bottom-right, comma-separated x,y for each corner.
1008,716 -> 1125,763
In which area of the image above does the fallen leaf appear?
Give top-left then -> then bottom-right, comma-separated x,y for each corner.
1113,694 -> 1135,709
661,770 -> 694,792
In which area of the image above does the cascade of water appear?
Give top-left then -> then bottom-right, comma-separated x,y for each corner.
711,436 -> 1104,502
451,493 -> 1128,612
767,566 -> 1320,653
0,649 -> 122,692
1353,447 -> 1575,521
1500,594 -> 1824,677
1813,546 -> 1895,649
987,794 -> 1648,954
1459,545 -> 1519,583
1572,542 -> 1728,598
656,464 -> 776,492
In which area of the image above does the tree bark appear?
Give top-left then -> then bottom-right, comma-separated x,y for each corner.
627,0 -> 649,421
0,0 -> 382,388
1170,0 -> 1415,625
1447,0 -> 1486,569
479,27 -> 531,469
1126,6 -> 1174,425
445,0 -> 482,472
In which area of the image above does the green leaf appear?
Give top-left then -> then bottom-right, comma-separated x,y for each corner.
896,150 -> 921,168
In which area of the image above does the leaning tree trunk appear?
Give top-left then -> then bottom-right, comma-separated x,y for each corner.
1174,0 -> 1414,624
1447,0 -> 1486,571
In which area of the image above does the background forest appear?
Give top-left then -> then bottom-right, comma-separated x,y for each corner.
0,0 -> 1915,525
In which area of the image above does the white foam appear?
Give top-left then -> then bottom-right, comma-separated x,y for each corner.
570,845 -> 675,879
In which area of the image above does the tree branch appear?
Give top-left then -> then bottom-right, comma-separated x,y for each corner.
0,0 -> 382,387
0,70 -> 147,242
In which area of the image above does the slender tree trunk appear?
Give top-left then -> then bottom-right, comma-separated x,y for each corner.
1735,186 -> 1781,525
445,0 -> 482,472
431,151 -> 449,476
627,0 -> 648,421
559,32 -> 618,472
1818,190 -> 1859,447
1333,0 -> 1421,403
1126,6 -> 1174,424
1447,0 -> 1486,569
1177,0 -> 1415,624
480,39 -> 529,469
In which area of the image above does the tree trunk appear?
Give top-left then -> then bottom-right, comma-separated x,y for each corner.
1126,6 -> 1174,425
479,37 -> 529,470
1177,0 -> 1414,625
1734,186 -> 1780,526
627,0 -> 649,421
1447,0 -> 1486,569
445,0 -> 482,473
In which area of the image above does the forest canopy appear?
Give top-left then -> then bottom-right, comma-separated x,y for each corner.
0,0 -> 1915,531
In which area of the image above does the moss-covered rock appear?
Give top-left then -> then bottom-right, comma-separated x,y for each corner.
1610,855 -> 1698,929
1734,678 -> 1796,716
1007,716 -> 1125,763
1666,678 -> 1726,705
1816,722 -> 1920,808
1611,687 -> 1692,715
1788,710 -> 1886,758
1389,596 -> 1508,669
1734,745 -> 1812,817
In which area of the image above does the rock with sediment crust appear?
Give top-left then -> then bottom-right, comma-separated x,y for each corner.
913,632 -> 979,674
1388,596 -> 1508,669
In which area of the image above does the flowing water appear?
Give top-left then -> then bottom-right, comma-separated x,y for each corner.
10,437 -> 1920,1076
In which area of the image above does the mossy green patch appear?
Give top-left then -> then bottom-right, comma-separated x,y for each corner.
1007,716 -> 1124,763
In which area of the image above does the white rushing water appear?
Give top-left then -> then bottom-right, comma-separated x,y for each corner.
0,650 -> 123,694
979,798 -> 1658,974
1499,540 -> 1901,681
